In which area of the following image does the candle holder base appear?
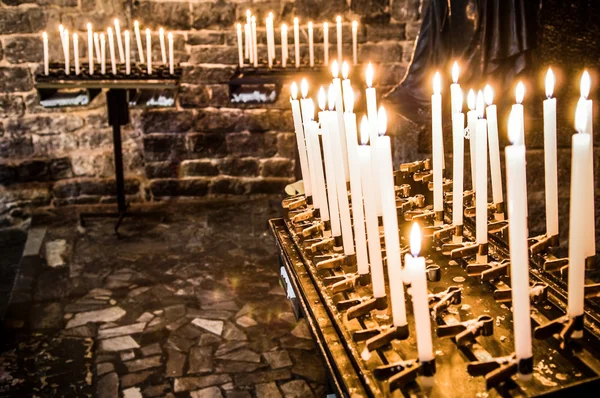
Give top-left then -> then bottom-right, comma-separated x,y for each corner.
282,194 -> 305,209
291,208 -> 315,223
425,264 -> 442,282
429,286 -> 462,318
467,354 -> 533,390
345,295 -> 388,320
310,237 -> 335,253
301,221 -> 324,238
333,235 -> 343,248
449,242 -> 478,259
386,358 -> 436,392
328,273 -> 359,294
543,257 -> 568,273
356,325 -> 410,352
493,202 -> 505,221
534,314 -> 584,349
492,282 -> 548,305
530,234 -> 560,255
586,254 -> 597,270
436,315 -> 494,346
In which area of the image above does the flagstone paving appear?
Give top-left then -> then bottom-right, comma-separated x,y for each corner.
0,199 -> 327,397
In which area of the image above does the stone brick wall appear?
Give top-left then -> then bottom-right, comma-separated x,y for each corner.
0,0 -> 423,227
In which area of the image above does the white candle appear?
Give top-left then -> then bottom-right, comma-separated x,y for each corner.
580,71 -> 595,258
544,68 -> 559,237
294,17 -> 300,68
245,10 -> 252,61
323,22 -> 329,66
94,32 -> 101,69
343,90 -> 367,276
125,30 -> 131,75
236,23 -> 244,68
365,63 -> 378,151
107,27 -> 117,75
266,17 -> 273,69
42,32 -> 49,76
73,33 -> 80,75
301,98 -> 320,211
308,22 -> 314,67
405,223 -> 434,362
485,85 -> 503,209
251,16 -> 258,67
63,28 -> 70,75
352,20 -> 358,65
452,91 -> 464,232
168,32 -> 174,75
432,72 -> 443,219
87,23 -> 93,74
146,28 -> 152,74
569,102 -> 591,320
327,84 -> 354,256
513,82 -> 528,220
375,107 -> 408,327
358,117 -> 386,298
100,32 -> 105,74
336,15 -> 342,62
450,62 -> 461,114
267,12 -> 275,60
281,24 -> 288,68
341,62 -> 351,102
467,89 -> 477,191
114,19 -> 124,63
331,61 -> 349,181
159,27 -> 167,65
290,82 -> 312,198
506,109 -> 533,366
476,91 -> 488,262
308,118 -> 330,222
59,24 -> 65,52
134,20 -> 145,64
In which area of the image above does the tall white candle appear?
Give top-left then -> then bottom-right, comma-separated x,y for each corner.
331,61 -> 349,181
245,10 -> 252,61
73,33 -> 80,75
308,22 -> 314,67
301,97 -> 319,211
146,28 -> 152,74
42,32 -> 49,75
569,102 -> 591,320
513,82 -> 528,220
100,32 -> 106,74
432,72 -> 443,219
168,32 -> 174,75
341,62 -> 351,102
281,24 -> 288,68
63,28 -> 70,75
452,91 -> 464,233
308,118 -> 330,222
358,117 -> 386,298
506,110 -> 533,366
159,27 -> 167,65
405,223 -> 434,362
294,17 -> 300,68
352,20 -> 358,65
544,68 -> 559,237
266,17 -> 273,69
114,19 -> 124,63
236,23 -> 244,68
107,27 -> 117,75
291,82 -> 312,198
375,107 -> 408,327
336,15 -> 342,62
87,23 -> 93,74
267,12 -> 275,59
450,62 -> 460,114
476,91 -> 488,263
365,63 -> 381,216
580,71 -> 595,258
59,24 -> 65,53
134,20 -> 145,64
125,30 -> 131,75
323,22 -> 329,66
467,89 -> 477,192
485,85 -> 504,209
94,32 -> 101,69
251,16 -> 258,68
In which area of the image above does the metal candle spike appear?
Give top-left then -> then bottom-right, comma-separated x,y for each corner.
468,353 -> 533,390
492,282 -> 548,305
437,315 -> 494,346
429,286 -> 461,319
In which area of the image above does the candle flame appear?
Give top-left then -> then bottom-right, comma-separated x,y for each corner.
581,70 -> 590,99
308,21 -> 313,29
324,22 -> 328,29
410,222 -> 422,257
134,20 -> 139,28
344,89 -> 354,113
484,85 -> 493,106
342,61 -> 349,80
251,16 -> 256,23
281,23 -> 287,31
301,78 -> 308,98
236,23 -> 241,31
290,82 -> 298,100
452,62 -> 459,84
508,109 -> 519,145
352,20 -> 358,30
467,89 -> 476,111
546,68 -> 555,98
476,90 -> 485,118
328,84 -> 336,111
107,27 -> 112,35
168,32 -> 173,40
366,63 -> 374,88
87,22 -> 92,30
125,30 -> 130,38
268,12 -> 274,19
59,24 -> 64,33
73,32 -> 78,40
145,28 -> 150,35
331,60 -> 339,78
318,86 -> 326,111
114,18 -> 119,26
377,106 -> 387,136
336,15 -> 342,23
246,10 -> 251,18
433,72 -> 441,94
360,115 -> 370,145
575,99 -> 588,133
42,31 -> 48,39
294,17 -> 299,25
515,82 -> 525,104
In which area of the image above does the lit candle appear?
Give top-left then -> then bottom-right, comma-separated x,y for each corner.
580,71 -> 595,258
352,20 -> 358,65
327,84 -> 355,255
42,32 -> 49,75
73,33 -> 80,75
467,89 -> 477,191
301,98 -> 320,212
93,32 -> 101,69
168,32 -> 174,75
569,102 -> 591,329
236,23 -> 244,68
266,16 -> 273,69
341,61 -> 351,101
290,82 -> 313,201
100,32 -> 105,74
307,115 -> 330,222
432,72 -> 443,223
375,107 -> 408,327
544,68 -> 558,238
125,30 -> 130,75
63,28 -> 70,75
245,10 -> 252,62
59,24 -> 65,51
331,61 -> 349,181
281,24 -> 288,68
476,90 -> 488,263
512,82 -> 525,145
485,85 -> 504,216
146,28 -> 152,74
251,16 -> 258,68
134,20 -> 145,64
87,23 -> 93,74
159,27 -> 167,65
294,17 -> 300,68
336,15 -> 342,62
365,63 -> 378,148
452,89 -> 464,241
506,110 -> 533,373
308,22 -> 314,67
358,117 -> 386,299
107,27 -> 117,75
319,87 -> 342,240
323,22 -> 329,66
450,62 -> 461,114
405,223 -> 434,363
267,12 -> 275,60
113,19 -> 124,63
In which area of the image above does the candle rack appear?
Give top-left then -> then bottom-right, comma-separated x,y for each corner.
270,159 -> 600,397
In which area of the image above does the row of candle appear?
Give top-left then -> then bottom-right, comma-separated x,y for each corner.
42,20 -> 175,76
236,11 -> 358,69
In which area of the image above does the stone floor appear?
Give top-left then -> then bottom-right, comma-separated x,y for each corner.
0,198 -> 328,397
